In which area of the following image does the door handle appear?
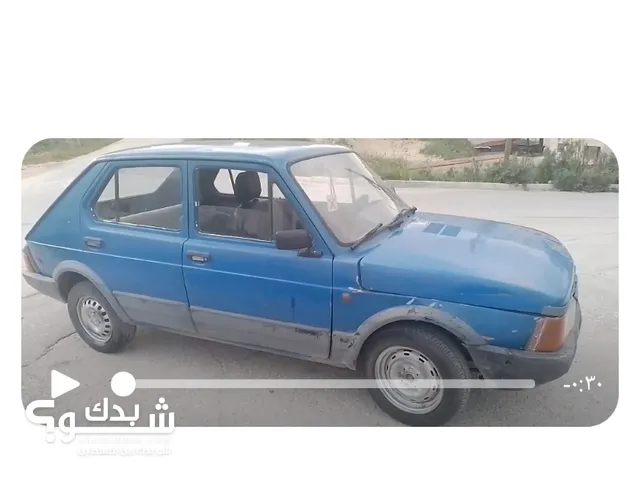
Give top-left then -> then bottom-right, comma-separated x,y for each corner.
187,251 -> 210,263
84,237 -> 103,248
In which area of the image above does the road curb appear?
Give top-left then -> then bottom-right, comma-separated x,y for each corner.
386,180 -> 619,192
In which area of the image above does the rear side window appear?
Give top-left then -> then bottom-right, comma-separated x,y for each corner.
93,166 -> 182,230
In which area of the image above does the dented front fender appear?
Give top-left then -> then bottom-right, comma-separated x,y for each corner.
330,303 -> 488,370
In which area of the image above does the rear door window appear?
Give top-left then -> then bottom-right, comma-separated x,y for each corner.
93,166 -> 182,230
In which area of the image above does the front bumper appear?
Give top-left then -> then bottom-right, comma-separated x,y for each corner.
466,298 -> 582,386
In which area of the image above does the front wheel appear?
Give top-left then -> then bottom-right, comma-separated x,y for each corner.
360,324 -> 471,426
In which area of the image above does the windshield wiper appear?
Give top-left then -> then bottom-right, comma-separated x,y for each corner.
350,223 -> 384,250
386,206 -> 418,229
349,206 -> 417,250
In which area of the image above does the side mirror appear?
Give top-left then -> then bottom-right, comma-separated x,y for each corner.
275,229 -> 312,251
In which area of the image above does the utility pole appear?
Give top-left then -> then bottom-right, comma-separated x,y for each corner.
504,138 -> 513,161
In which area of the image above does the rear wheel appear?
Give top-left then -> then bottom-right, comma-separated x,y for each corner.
360,324 -> 471,426
67,281 -> 136,353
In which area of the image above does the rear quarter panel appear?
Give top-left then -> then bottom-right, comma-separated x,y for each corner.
25,162 -> 107,276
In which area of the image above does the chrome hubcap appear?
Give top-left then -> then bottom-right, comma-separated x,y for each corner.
374,346 -> 444,414
77,297 -> 112,343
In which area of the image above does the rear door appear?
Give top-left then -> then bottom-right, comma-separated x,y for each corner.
80,160 -> 197,334
182,160 -> 334,359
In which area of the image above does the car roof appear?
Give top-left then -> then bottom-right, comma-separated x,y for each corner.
97,140 -> 351,167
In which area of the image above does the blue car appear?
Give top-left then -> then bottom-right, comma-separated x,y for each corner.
22,141 -> 582,426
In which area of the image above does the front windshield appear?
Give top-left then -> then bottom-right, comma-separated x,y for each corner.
290,152 -> 409,244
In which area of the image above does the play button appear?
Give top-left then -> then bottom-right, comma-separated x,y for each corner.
51,370 -> 80,399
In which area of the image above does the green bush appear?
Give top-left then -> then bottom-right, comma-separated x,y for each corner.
603,152 -> 619,184
363,155 -> 414,180
458,159 -> 485,182
421,139 -> 477,159
484,157 -> 535,185
542,140 -> 618,192
535,149 -> 557,184
553,167 -> 582,191
580,167 -> 616,192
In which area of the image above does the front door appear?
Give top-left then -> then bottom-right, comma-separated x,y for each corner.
182,160 -> 334,359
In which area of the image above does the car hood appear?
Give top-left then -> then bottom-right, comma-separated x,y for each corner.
358,212 -> 576,315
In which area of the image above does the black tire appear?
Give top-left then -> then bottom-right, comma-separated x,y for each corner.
359,324 -> 471,426
67,281 -> 136,354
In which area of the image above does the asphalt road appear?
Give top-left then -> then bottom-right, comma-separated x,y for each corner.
21,146 -> 618,426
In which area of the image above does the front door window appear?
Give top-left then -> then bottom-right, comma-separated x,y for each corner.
195,167 -> 302,241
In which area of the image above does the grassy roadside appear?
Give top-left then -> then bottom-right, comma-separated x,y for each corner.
23,139 -> 121,166
361,144 -> 619,192
421,139 -> 477,159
